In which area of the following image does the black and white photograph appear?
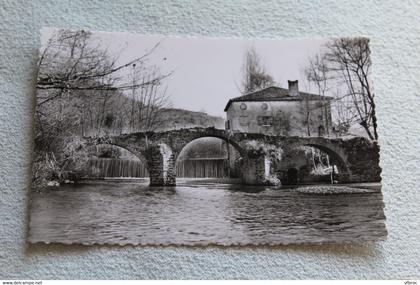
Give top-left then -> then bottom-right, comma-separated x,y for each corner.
29,28 -> 387,245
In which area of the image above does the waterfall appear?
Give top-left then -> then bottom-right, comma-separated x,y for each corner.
176,159 -> 228,178
88,158 -> 149,178
87,144 -> 148,178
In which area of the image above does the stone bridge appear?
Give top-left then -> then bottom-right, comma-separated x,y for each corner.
85,127 -> 381,186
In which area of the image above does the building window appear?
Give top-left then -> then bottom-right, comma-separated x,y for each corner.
225,120 -> 230,130
318,125 -> 325,136
257,116 -> 273,126
239,116 -> 249,126
261,103 -> 268,110
240,103 -> 247,110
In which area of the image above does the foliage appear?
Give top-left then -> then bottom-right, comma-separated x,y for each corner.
242,141 -> 283,185
95,145 -> 122,159
154,108 -> 225,130
272,110 -> 291,135
33,135 -> 90,188
32,152 -> 61,188
243,140 -> 283,162
264,171 -> 282,186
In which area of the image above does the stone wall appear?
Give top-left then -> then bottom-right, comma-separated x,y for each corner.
341,138 -> 382,182
145,144 -> 176,186
282,136 -> 382,183
241,156 -> 270,185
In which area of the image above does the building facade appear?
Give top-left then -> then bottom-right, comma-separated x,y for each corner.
224,80 -> 332,137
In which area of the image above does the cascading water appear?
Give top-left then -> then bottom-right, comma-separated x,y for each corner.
87,145 -> 148,178
176,159 -> 228,178
88,158 -> 148,178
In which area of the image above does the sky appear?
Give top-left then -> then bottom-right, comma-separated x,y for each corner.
41,29 -> 330,118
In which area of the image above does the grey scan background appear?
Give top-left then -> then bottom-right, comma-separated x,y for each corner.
0,0 -> 419,279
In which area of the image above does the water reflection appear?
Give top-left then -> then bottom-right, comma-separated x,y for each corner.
29,179 -> 386,245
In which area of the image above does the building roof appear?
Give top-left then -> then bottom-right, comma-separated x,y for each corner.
223,86 -> 333,112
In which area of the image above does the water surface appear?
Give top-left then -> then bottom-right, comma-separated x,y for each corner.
28,179 -> 387,245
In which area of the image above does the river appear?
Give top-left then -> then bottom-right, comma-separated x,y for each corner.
28,179 -> 387,245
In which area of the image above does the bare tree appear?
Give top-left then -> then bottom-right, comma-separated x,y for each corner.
330,88 -> 358,136
304,54 -> 331,135
127,66 -> 170,132
324,38 -> 378,140
303,38 -> 378,140
241,47 -> 275,94
36,30 -> 171,136
37,30 -> 166,95
302,96 -> 312,136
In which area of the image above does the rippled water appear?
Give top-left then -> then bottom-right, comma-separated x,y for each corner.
28,179 -> 387,245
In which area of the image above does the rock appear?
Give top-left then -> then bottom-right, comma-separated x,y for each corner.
295,185 -> 376,194
47,181 -> 60,187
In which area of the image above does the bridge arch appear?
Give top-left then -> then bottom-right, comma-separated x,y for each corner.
87,143 -> 148,164
174,136 -> 244,179
88,142 -> 148,164
304,143 -> 350,174
86,143 -> 149,178
85,139 -> 153,179
282,141 -> 351,183
175,135 -> 245,159
170,131 -> 247,159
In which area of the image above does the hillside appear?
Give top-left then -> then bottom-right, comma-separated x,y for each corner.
155,108 -> 225,130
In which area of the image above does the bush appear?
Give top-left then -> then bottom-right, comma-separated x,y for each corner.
32,152 -> 61,188
32,135 -> 90,188
243,141 -> 283,185
243,140 -> 283,161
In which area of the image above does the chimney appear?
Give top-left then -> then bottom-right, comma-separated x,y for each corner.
288,80 -> 299,97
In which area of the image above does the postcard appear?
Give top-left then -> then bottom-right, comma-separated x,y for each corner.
29,29 -> 386,245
